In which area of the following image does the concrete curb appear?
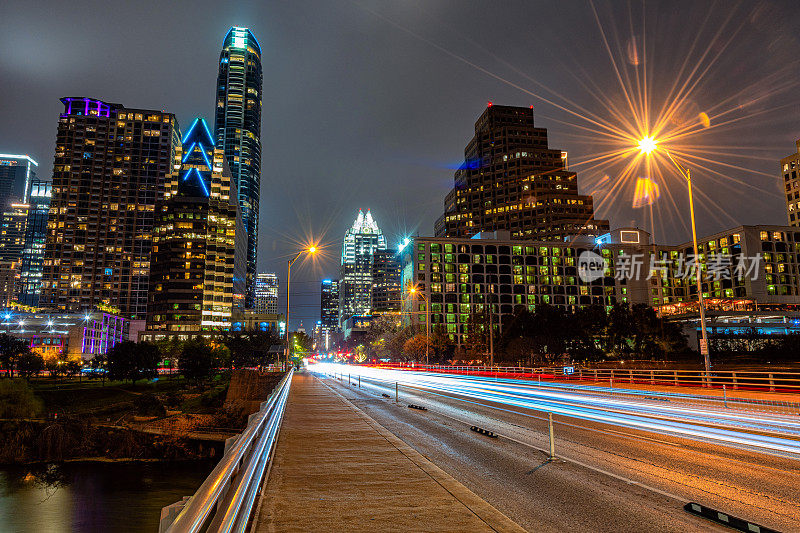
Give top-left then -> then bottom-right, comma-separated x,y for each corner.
320,376 -> 527,533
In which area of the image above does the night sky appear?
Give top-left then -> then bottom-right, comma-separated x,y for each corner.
1,1 -> 799,328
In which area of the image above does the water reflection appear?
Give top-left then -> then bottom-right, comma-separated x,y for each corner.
0,460 -> 214,532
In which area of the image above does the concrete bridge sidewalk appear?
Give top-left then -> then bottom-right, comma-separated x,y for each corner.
250,373 -> 525,533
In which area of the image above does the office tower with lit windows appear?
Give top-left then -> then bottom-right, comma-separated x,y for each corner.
253,272 -> 279,313
781,139 -> 800,226
0,202 -> 29,263
371,249 -> 401,313
145,118 -> 245,339
215,26 -> 263,306
40,97 -> 181,318
339,209 -> 387,326
0,154 -> 37,208
435,104 -> 608,241
18,180 -> 51,306
320,278 -> 339,330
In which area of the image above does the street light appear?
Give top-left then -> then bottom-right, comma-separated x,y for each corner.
637,137 -> 711,374
408,286 -> 430,365
285,245 -> 317,366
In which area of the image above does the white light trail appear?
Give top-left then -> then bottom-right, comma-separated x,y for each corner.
310,363 -> 800,459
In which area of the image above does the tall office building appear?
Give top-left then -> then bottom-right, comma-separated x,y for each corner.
320,278 -> 340,330
253,272 -> 279,313
435,104 -> 608,241
781,139 -> 800,226
146,118 -> 246,339
339,209 -> 387,325
0,203 -> 29,263
371,250 -> 401,313
214,26 -> 263,306
40,97 -> 181,318
18,180 -> 51,306
0,154 -> 37,208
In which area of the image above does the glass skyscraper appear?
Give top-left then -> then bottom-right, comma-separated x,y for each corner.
214,26 -> 262,307
339,209 -> 387,326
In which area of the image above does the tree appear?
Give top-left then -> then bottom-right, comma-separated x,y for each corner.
16,351 -> 44,379
178,339 -> 223,384
0,334 -> 30,378
106,341 -> 160,384
403,334 -> 430,362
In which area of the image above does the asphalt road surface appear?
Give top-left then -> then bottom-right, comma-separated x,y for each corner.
314,370 -> 800,532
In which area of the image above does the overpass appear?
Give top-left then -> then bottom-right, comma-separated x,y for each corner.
159,365 -> 800,532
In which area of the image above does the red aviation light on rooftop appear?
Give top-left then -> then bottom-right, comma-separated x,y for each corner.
487,101 -> 493,107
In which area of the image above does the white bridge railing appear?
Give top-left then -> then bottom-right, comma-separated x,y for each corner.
159,369 -> 294,533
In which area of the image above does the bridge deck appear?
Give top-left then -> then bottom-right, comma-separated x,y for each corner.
251,373 -> 524,532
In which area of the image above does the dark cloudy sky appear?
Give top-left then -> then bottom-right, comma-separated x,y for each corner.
1,0 -> 799,327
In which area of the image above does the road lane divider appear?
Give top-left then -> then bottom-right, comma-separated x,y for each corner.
471,425 -> 498,438
684,502 -> 778,532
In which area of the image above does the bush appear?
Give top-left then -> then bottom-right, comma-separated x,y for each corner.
0,379 -> 44,418
132,393 -> 166,417
199,386 -> 228,409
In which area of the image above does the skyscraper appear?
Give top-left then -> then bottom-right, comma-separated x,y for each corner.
339,209 -> 387,326
435,104 -> 608,241
0,154 -> 37,208
371,250 -> 401,313
781,138 -> 800,226
0,202 -> 29,263
214,26 -> 263,306
320,278 -> 340,330
18,180 -> 51,306
41,97 -> 181,318
253,272 -> 279,314
146,118 -> 246,339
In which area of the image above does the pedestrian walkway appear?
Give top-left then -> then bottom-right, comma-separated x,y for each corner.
250,373 -> 525,532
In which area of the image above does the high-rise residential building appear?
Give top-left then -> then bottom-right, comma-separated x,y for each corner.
435,104 -> 609,241
253,272 -> 279,313
320,278 -> 339,330
339,209 -> 387,326
371,249 -> 401,313
18,180 -> 51,306
40,97 -> 181,319
0,154 -> 37,208
145,118 -> 246,340
215,26 -> 263,306
781,139 -> 800,226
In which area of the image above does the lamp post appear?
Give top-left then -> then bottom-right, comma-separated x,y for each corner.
285,245 -> 317,366
638,137 -> 710,373
408,287 -> 430,365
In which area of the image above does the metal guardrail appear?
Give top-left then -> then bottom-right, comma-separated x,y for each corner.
379,364 -> 800,393
159,369 -> 294,533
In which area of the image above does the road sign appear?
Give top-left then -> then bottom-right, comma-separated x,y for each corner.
563,366 -> 575,375
699,339 -> 708,355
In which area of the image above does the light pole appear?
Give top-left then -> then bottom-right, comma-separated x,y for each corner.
285,245 -> 317,366
638,137 -> 710,373
408,287 -> 430,365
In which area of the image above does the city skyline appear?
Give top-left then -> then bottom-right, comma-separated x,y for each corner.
1,1 -> 799,326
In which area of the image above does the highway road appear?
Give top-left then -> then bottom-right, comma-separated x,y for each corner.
310,365 -> 800,532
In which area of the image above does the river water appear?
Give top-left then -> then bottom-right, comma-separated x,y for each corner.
0,460 -> 214,532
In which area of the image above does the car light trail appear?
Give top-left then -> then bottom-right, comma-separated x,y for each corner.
310,363 -> 800,460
